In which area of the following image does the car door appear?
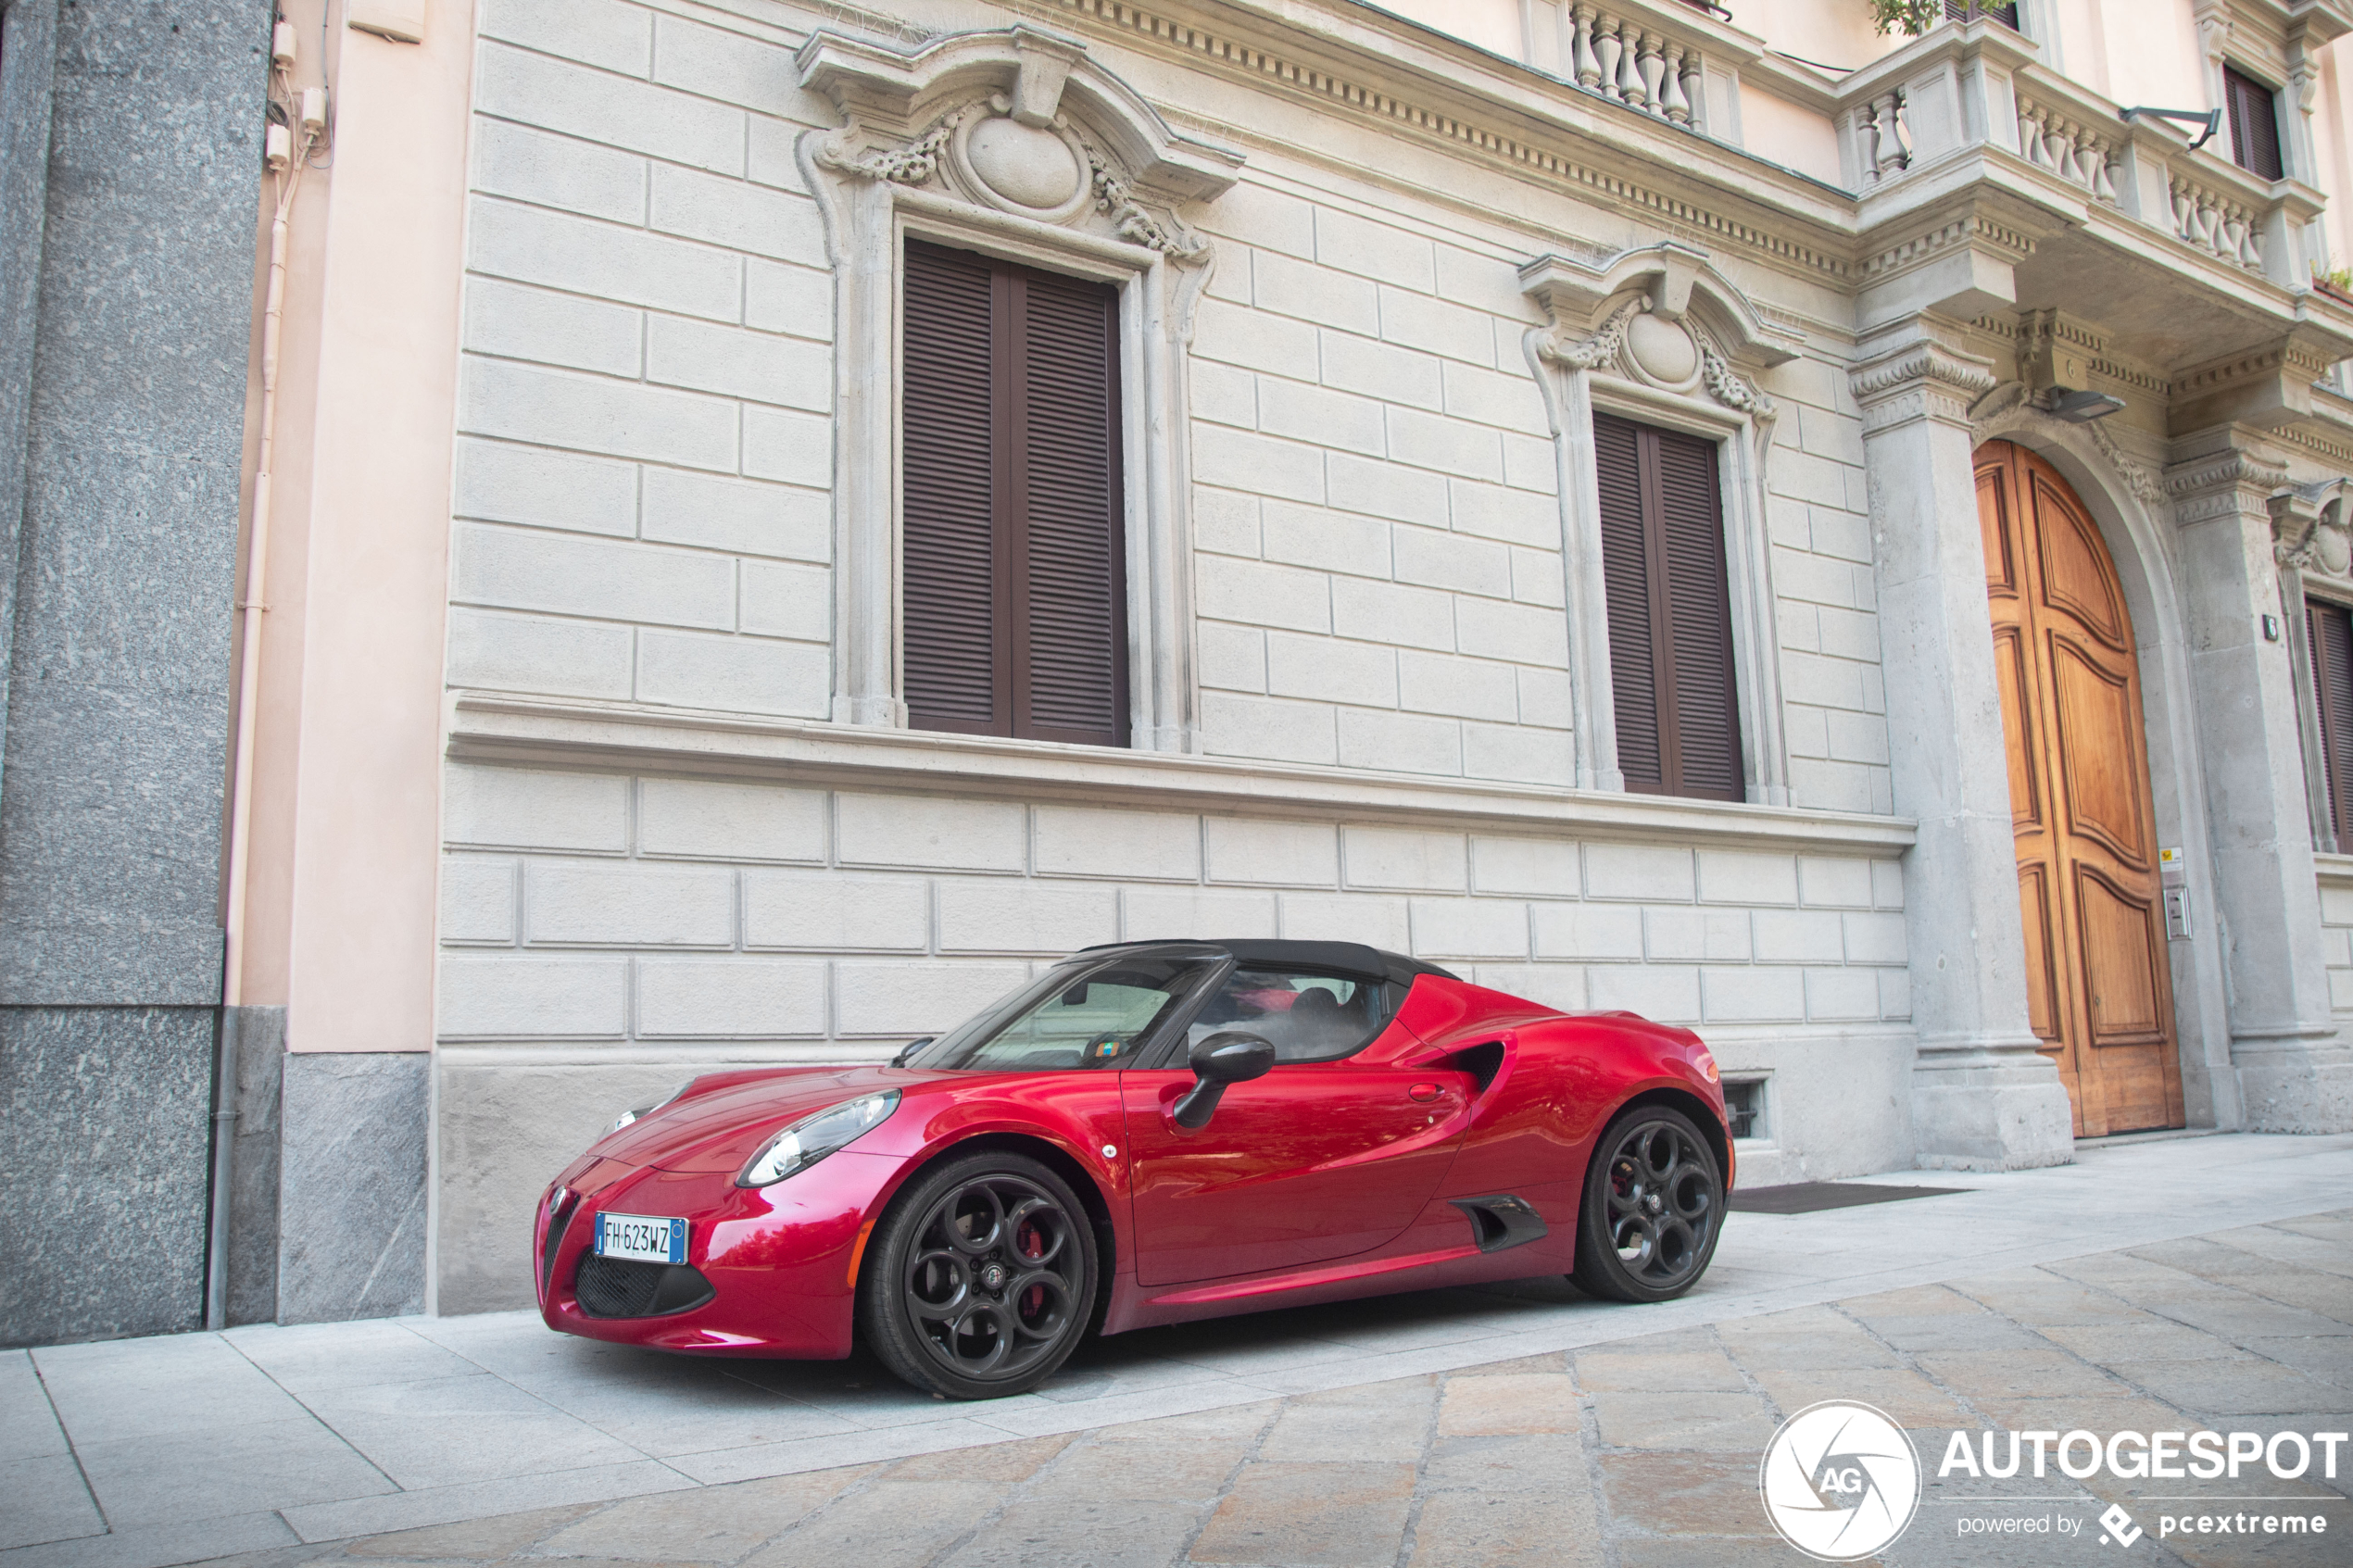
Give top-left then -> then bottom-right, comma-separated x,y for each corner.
1121,964 -> 1474,1286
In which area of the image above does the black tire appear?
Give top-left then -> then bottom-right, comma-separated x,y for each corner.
858,1149 -> 1098,1399
1571,1105 -> 1724,1303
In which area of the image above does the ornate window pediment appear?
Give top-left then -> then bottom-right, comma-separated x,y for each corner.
797,26 -> 1240,259
792,26 -> 1245,753
1520,242 -> 1803,415
2275,478 -> 2353,578
1517,243 -> 1804,805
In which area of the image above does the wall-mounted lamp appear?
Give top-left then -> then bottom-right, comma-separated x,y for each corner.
2120,107 -> 2222,152
2046,387 -> 2127,422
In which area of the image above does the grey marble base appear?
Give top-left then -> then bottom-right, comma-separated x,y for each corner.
222,1007 -> 284,1325
277,1052 -> 428,1323
0,1006 -> 215,1346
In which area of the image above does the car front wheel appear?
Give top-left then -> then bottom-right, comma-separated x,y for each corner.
859,1149 -> 1098,1399
1571,1105 -> 1723,1303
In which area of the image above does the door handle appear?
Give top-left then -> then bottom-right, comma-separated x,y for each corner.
1409,1082 -> 1443,1102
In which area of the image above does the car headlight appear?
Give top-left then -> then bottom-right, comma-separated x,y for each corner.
736,1091 -> 900,1188
609,1079 -> 692,1135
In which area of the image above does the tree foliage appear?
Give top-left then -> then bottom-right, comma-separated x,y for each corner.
1870,0 -> 1943,35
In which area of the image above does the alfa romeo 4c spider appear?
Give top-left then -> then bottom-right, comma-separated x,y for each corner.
536,938 -> 1733,1399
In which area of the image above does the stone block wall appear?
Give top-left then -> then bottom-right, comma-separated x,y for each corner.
448,0 -> 1893,809
2320,864 -> 2353,1014
450,0 -> 836,718
431,0 -> 1924,1309
1756,356 -> 1892,814
434,759 -> 1916,1308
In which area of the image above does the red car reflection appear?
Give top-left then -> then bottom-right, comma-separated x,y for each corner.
536,938 -> 1733,1399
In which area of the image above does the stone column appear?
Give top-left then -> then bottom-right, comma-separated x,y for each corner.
2168,429 -> 2353,1132
1853,318 -> 2076,1170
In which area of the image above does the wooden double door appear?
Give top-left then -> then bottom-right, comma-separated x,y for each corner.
1976,442 -> 2184,1137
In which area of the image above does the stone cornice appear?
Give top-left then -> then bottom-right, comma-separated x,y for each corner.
443,693 -> 1919,854
1859,213 -> 2038,283
1008,0 -> 1861,284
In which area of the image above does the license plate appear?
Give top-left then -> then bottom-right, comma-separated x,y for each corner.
595,1212 -> 686,1264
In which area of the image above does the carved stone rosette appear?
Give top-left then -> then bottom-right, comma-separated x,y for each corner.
1532,295 -> 1780,432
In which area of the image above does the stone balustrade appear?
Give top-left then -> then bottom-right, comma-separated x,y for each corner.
1567,2 -> 1705,126
1848,88 -> 1912,186
2165,164 -> 2268,270
2013,91 -> 2120,207
1830,23 -> 2323,293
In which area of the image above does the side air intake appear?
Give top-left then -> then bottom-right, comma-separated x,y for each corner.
1449,1195 -> 1548,1253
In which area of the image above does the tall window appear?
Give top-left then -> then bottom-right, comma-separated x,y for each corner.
1594,411 -> 1743,801
2309,599 -> 2353,840
1943,2 -> 2020,26
2223,65 -> 2286,182
901,240 -> 1128,747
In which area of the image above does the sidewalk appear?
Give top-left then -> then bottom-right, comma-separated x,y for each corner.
6,1133 -> 2352,1568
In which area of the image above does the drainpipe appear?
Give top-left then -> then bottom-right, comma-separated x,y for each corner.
207,34 -> 325,1333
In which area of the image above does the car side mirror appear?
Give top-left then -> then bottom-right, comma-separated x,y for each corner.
1171,1032 -> 1276,1130
889,1037 -> 933,1068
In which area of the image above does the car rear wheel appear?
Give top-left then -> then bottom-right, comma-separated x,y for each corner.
859,1149 -> 1098,1399
1571,1105 -> 1722,1303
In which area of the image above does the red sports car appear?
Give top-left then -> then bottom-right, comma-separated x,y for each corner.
536,938 -> 1732,1399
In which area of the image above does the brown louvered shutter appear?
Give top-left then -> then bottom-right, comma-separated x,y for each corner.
1593,411 -> 1743,802
2309,599 -> 2353,841
1594,414 -> 1662,793
1656,427 -> 1741,799
1015,268 -> 1127,746
2224,66 -> 2285,182
903,244 -> 1004,734
901,242 -> 1126,746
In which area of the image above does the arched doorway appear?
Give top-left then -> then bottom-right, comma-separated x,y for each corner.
1976,441 -> 2185,1137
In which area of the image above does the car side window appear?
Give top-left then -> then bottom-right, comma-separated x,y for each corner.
1186,968 -> 1400,1064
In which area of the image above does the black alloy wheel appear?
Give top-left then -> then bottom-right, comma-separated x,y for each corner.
859,1149 -> 1098,1399
1571,1105 -> 1723,1303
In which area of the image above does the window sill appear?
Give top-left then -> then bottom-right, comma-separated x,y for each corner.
445,691 -> 1917,854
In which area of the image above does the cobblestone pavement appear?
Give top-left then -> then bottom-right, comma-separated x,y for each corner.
169,1210 -> 2352,1568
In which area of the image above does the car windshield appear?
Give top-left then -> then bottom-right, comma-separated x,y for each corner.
902,950 -> 1225,1072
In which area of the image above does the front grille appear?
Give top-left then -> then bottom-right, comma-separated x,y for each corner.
573,1255 -> 715,1319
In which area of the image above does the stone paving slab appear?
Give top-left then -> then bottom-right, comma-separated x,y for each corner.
5,1133 -> 2351,1568
147,1205 -> 2348,1567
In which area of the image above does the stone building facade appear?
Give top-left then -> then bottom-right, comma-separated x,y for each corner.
11,0 -> 2353,1342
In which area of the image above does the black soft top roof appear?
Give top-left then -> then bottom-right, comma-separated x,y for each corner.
1078,938 -> 1458,989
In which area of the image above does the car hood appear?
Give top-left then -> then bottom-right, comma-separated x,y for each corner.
590,1066 -> 932,1175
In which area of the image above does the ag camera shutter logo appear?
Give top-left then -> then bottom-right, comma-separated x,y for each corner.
1758,1400 -> 1923,1561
